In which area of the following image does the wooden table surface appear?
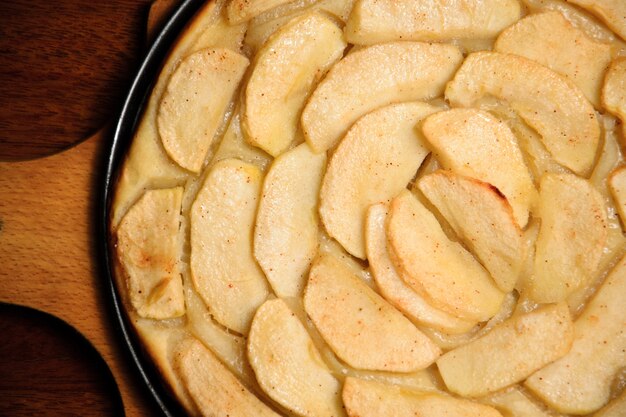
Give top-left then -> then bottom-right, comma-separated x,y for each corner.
0,1 -> 182,415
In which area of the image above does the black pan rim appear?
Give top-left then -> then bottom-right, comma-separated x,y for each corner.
100,1 -> 206,416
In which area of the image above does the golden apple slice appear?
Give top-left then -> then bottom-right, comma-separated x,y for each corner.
304,252 -> 441,372
603,58 -> 626,122
342,377 -> 503,417
446,51 -> 600,175
116,187 -> 185,319
227,0 -> 296,23
525,255 -> 626,414
248,298 -> 343,417
244,0 -> 355,52
495,11 -> 612,107
387,190 -> 505,322
254,143 -> 326,298
190,159 -> 270,335
174,338 -> 280,417
243,12 -> 346,157
418,170 -> 526,293
345,0 -> 520,45
421,108 -> 535,228
528,173 -> 607,303
158,48 -> 249,173
520,0 -> 626,46
609,166 -> 626,226
185,286 -> 256,386
437,303 -> 574,398
365,203 -> 478,334
566,0 -> 626,41
302,42 -> 463,153
319,102 -> 438,259
595,392 -> 626,417
481,387 -> 553,417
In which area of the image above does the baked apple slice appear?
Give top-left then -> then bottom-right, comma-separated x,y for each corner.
421,108 -> 535,228
482,387 -> 553,417
365,203 -> 477,334
248,298 -> 343,417
243,12 -> 346,156
244,0 -> 355,52
525,254 -> 626,414
495,11 -> 612,107
116,187 -> 185,319
158,48 -> 249,173
528,173 -> 607,303
565,0 -> 626,41
302,42 -> 463,152
446,51 -> 600,176
387,190 -> 505,322
174,338 -> 280,416
319,102 -> 438,259
603,58 -> 626,122
345,0 -> 520,45
304,252 -> 441,372
418,170 -> 525,293
342,377 -> 503,417
190,159 -> 270,335
254,143 -> 326,298
437,303 -> 573,397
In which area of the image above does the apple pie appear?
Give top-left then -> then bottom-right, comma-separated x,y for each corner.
109,0 -> 626,415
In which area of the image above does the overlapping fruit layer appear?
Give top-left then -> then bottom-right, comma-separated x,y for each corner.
112,0 -> 626,416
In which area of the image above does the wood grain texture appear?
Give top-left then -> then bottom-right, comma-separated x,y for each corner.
0,304 -> 124,416
0,130 -> 163,417
0,0 -> 153,161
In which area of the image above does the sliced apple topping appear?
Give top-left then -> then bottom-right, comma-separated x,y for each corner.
243,12 -> 346,157
345,0 -> 520,45
365,203 -> 478,334
158,48 -> 249,173
174,338 -> 280,417
254,143 -> 327,298
304,252 -> 441,372
342,377 -> 503,417
248,298 -> 344,417
437,303 -> 573,397
495,11 -> 612,107
418,170 -> 525,293
302,42 -> 463,152
227,0 -> 296,24
609,166 -> 626,226
421,108 -> 535,228
520,0 -> 626,46
387,190 -> 505,322
565,0 -> 626,41
244,0 -> 355,52
603,58 -> 626,122
525,254 -> 626,414
190,159 -> 270,335
528,173 -> 607,303
116,187 -> 185,320
446,51 -> 600,175
319,102 -> 438,259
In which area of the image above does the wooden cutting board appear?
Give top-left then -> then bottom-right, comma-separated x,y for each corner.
0,1 -> 183,416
